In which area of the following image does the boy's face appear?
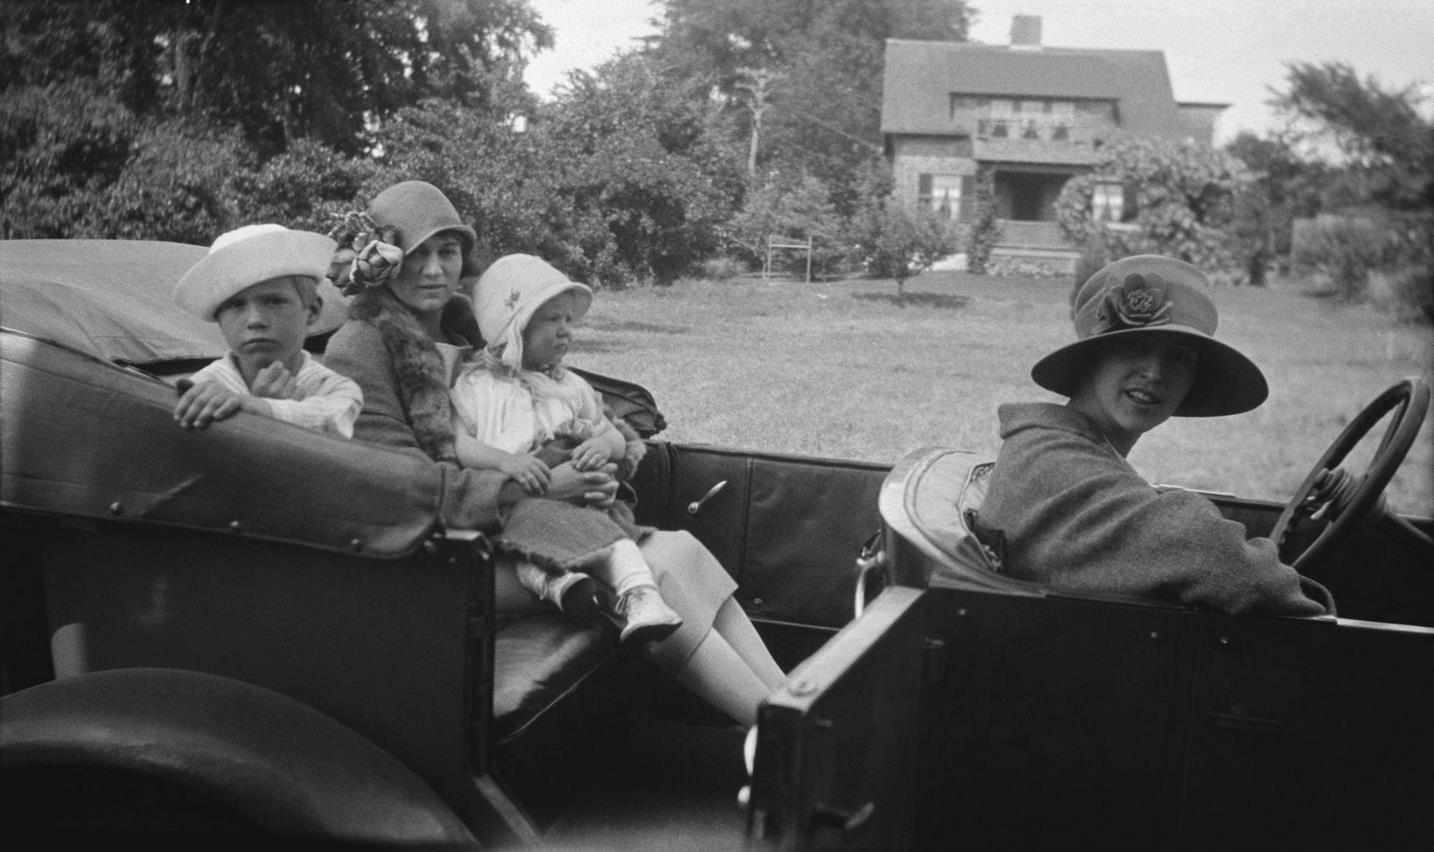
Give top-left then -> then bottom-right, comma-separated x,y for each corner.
1068,332 -> 1199,454
215,276 -> 319,377
391,232 -> 464,318
522,290 -> 580,371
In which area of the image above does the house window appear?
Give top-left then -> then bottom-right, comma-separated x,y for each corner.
987,99 -> 1014,138
1092,180 -> 1138,224
918,173 -> 968,220
1051,101 -> 1075,140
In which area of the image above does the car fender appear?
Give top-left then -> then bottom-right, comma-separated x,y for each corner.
0,667 -> 474,845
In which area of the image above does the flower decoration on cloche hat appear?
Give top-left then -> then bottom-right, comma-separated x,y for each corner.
1030,254 -> 1269,417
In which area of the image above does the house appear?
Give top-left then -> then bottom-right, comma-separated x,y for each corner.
881,15 -> 1226,274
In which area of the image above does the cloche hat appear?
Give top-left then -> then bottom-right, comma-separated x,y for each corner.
1031,254 -> 1268,417
473,254 -> 592,372
367,180 -> 476,255
174,224 -> 336,320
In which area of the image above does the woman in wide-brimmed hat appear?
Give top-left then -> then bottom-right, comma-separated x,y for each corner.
322,181 -> 784,726
976,254 -> 1329,615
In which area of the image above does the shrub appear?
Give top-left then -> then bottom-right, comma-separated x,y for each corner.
1367,265 -> 1434,323
1055,137 -> 1249,277
1290,213 -> 1390,302
848,196 -> 960,303
964,167 -> 1001,274
0,82 -> 139,237
232,138 -> 378,232
727,172 -> 846,278
699,254 -> 749,281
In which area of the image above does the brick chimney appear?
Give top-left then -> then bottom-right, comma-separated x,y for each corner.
1011,14 -> 1042,48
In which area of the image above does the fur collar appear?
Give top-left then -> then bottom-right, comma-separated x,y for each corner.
348,286 -> 481,462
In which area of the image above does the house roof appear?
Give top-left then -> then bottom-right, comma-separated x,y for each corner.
881,39 -> 1187,140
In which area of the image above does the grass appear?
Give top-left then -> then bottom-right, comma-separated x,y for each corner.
570,270 -> 1434,518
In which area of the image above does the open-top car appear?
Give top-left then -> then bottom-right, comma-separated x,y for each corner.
3,239 -> 1432,849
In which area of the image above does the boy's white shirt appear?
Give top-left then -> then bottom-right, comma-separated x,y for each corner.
187,351 -> 363,437
451,366 -> 612,457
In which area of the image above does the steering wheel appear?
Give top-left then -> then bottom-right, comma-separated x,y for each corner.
1271,377 -> 1431,572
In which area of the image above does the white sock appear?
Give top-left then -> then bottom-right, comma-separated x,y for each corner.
609,539 -> 657,597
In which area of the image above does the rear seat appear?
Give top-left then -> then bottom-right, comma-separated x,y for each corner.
492,614 -> 616,742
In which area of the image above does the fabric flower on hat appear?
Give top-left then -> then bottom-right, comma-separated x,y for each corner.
1095,272 -> 1172,333
350,239 -> 404,291
325,210 -> 402,296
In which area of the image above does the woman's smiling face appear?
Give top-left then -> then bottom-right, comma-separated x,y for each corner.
389,232 -> 465,318
1067,332 -> 1199,455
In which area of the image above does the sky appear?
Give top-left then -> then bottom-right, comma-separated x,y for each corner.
523,0 -> 1433,144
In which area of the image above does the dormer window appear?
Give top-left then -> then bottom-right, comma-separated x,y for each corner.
982,99 -> 1077,141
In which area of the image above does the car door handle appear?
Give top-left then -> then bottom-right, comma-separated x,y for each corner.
812,800 -> 875,834
687,480 -> 728,515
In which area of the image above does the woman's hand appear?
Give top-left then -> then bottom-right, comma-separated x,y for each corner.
569,437 -> 612,471
499,453 -> 552,495
546,461 -> 619,508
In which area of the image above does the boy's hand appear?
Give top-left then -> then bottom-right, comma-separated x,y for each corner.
174,381 -> 245,430
569,437 -> 612,471
249,362 -> 304,400
500,453 -> 552,495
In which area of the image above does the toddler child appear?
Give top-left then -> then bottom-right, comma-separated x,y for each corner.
172,224 -> 362,436
451,253 -> 683,643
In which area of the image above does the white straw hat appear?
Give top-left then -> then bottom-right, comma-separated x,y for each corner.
174,224 -> 336,320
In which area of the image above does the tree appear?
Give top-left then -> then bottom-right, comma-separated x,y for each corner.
654,0 -> 973,212
538,52 -> 744,284
1224,131 -> 1333,283
1267,61 -> 1433,315
849,169 -> 960,304
726,172 -> 845,276
1055,137 -> 1251,278
1270,61 -> 1434,212
1,0 -> 553,158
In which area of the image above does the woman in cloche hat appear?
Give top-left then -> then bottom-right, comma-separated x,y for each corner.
322,181 -> 785,728
975,254 -> 1330,615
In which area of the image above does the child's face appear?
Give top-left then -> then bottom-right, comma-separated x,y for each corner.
1068,333 -> 1199,454
522,291 -> 581,371
390,232 -> 464,318
215,276 -> 318,378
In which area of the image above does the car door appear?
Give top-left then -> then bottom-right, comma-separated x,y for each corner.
747,586 -> 930,851
631,442 -> 891,663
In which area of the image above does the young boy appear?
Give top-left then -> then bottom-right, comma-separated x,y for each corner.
172,223 -> 362,436
977,254 -> 1329,615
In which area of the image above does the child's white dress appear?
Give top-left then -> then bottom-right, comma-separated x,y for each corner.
451,365 -> 643,569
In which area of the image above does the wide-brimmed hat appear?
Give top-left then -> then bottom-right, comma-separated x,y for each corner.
1031,254 -> 1268,416
473,254 -> 593,371
367,180 -> 477,255
174,224 -> 336,320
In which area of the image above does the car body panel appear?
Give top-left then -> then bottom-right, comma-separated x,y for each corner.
749,446 -> 1434,851
7,239 -> 1432,848
2,331 -> 448,558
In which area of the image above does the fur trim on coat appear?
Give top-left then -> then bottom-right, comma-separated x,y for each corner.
346,286 -> 482,462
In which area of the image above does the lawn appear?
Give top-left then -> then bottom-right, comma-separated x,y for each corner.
570,269 -> 1434,518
